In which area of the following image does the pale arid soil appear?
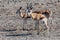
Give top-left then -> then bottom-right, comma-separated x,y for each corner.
0,0 -> 60,40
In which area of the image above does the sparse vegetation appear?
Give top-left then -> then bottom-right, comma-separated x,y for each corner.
0,0 -> 60,40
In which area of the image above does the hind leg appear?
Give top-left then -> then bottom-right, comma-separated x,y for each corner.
41,18 -> 50,36
41,18 -> 49,31
40,18 -> 50,36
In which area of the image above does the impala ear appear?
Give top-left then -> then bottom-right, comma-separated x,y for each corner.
16,7 -> 22,14
19,7 -> 22,10
26,3 -> 29,9
30,3 -> 33,10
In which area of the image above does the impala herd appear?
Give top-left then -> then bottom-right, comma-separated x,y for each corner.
16,3 -> 52,34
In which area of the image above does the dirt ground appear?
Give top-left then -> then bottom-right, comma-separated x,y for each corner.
0,0 -> 60,40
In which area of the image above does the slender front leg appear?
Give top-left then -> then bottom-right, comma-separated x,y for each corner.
34,20 -> 40,35
23,18 -> 27,30
36,20 -> 40,35
34,20 -> 39,30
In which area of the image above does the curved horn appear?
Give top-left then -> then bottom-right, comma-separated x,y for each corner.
26,3 -> 29,9
30,3 -> 33,10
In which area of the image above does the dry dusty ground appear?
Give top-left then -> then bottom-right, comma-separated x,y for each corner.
0,0 -> 60,40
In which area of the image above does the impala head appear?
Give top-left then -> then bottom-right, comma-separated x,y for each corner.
25,3 -> 33,14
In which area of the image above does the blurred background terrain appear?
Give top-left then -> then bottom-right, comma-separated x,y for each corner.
0,0 -> 60,40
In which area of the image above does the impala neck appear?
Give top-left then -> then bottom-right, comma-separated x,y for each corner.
30,10 -> 32,13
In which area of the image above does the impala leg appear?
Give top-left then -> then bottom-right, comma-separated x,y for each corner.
34,20 -> 40,35
44,23 -> 50,36
46,24 -> 49,32
44,18 -> 49,31
23,18 -> 27,30
34,20 -> 39,30
41,18 -> 50,36
22,13 -> 28,30
36,20 -> 40,35
41,18 -> 47,30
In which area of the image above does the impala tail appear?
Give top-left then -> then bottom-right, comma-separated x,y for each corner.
42,9 -> 51,19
